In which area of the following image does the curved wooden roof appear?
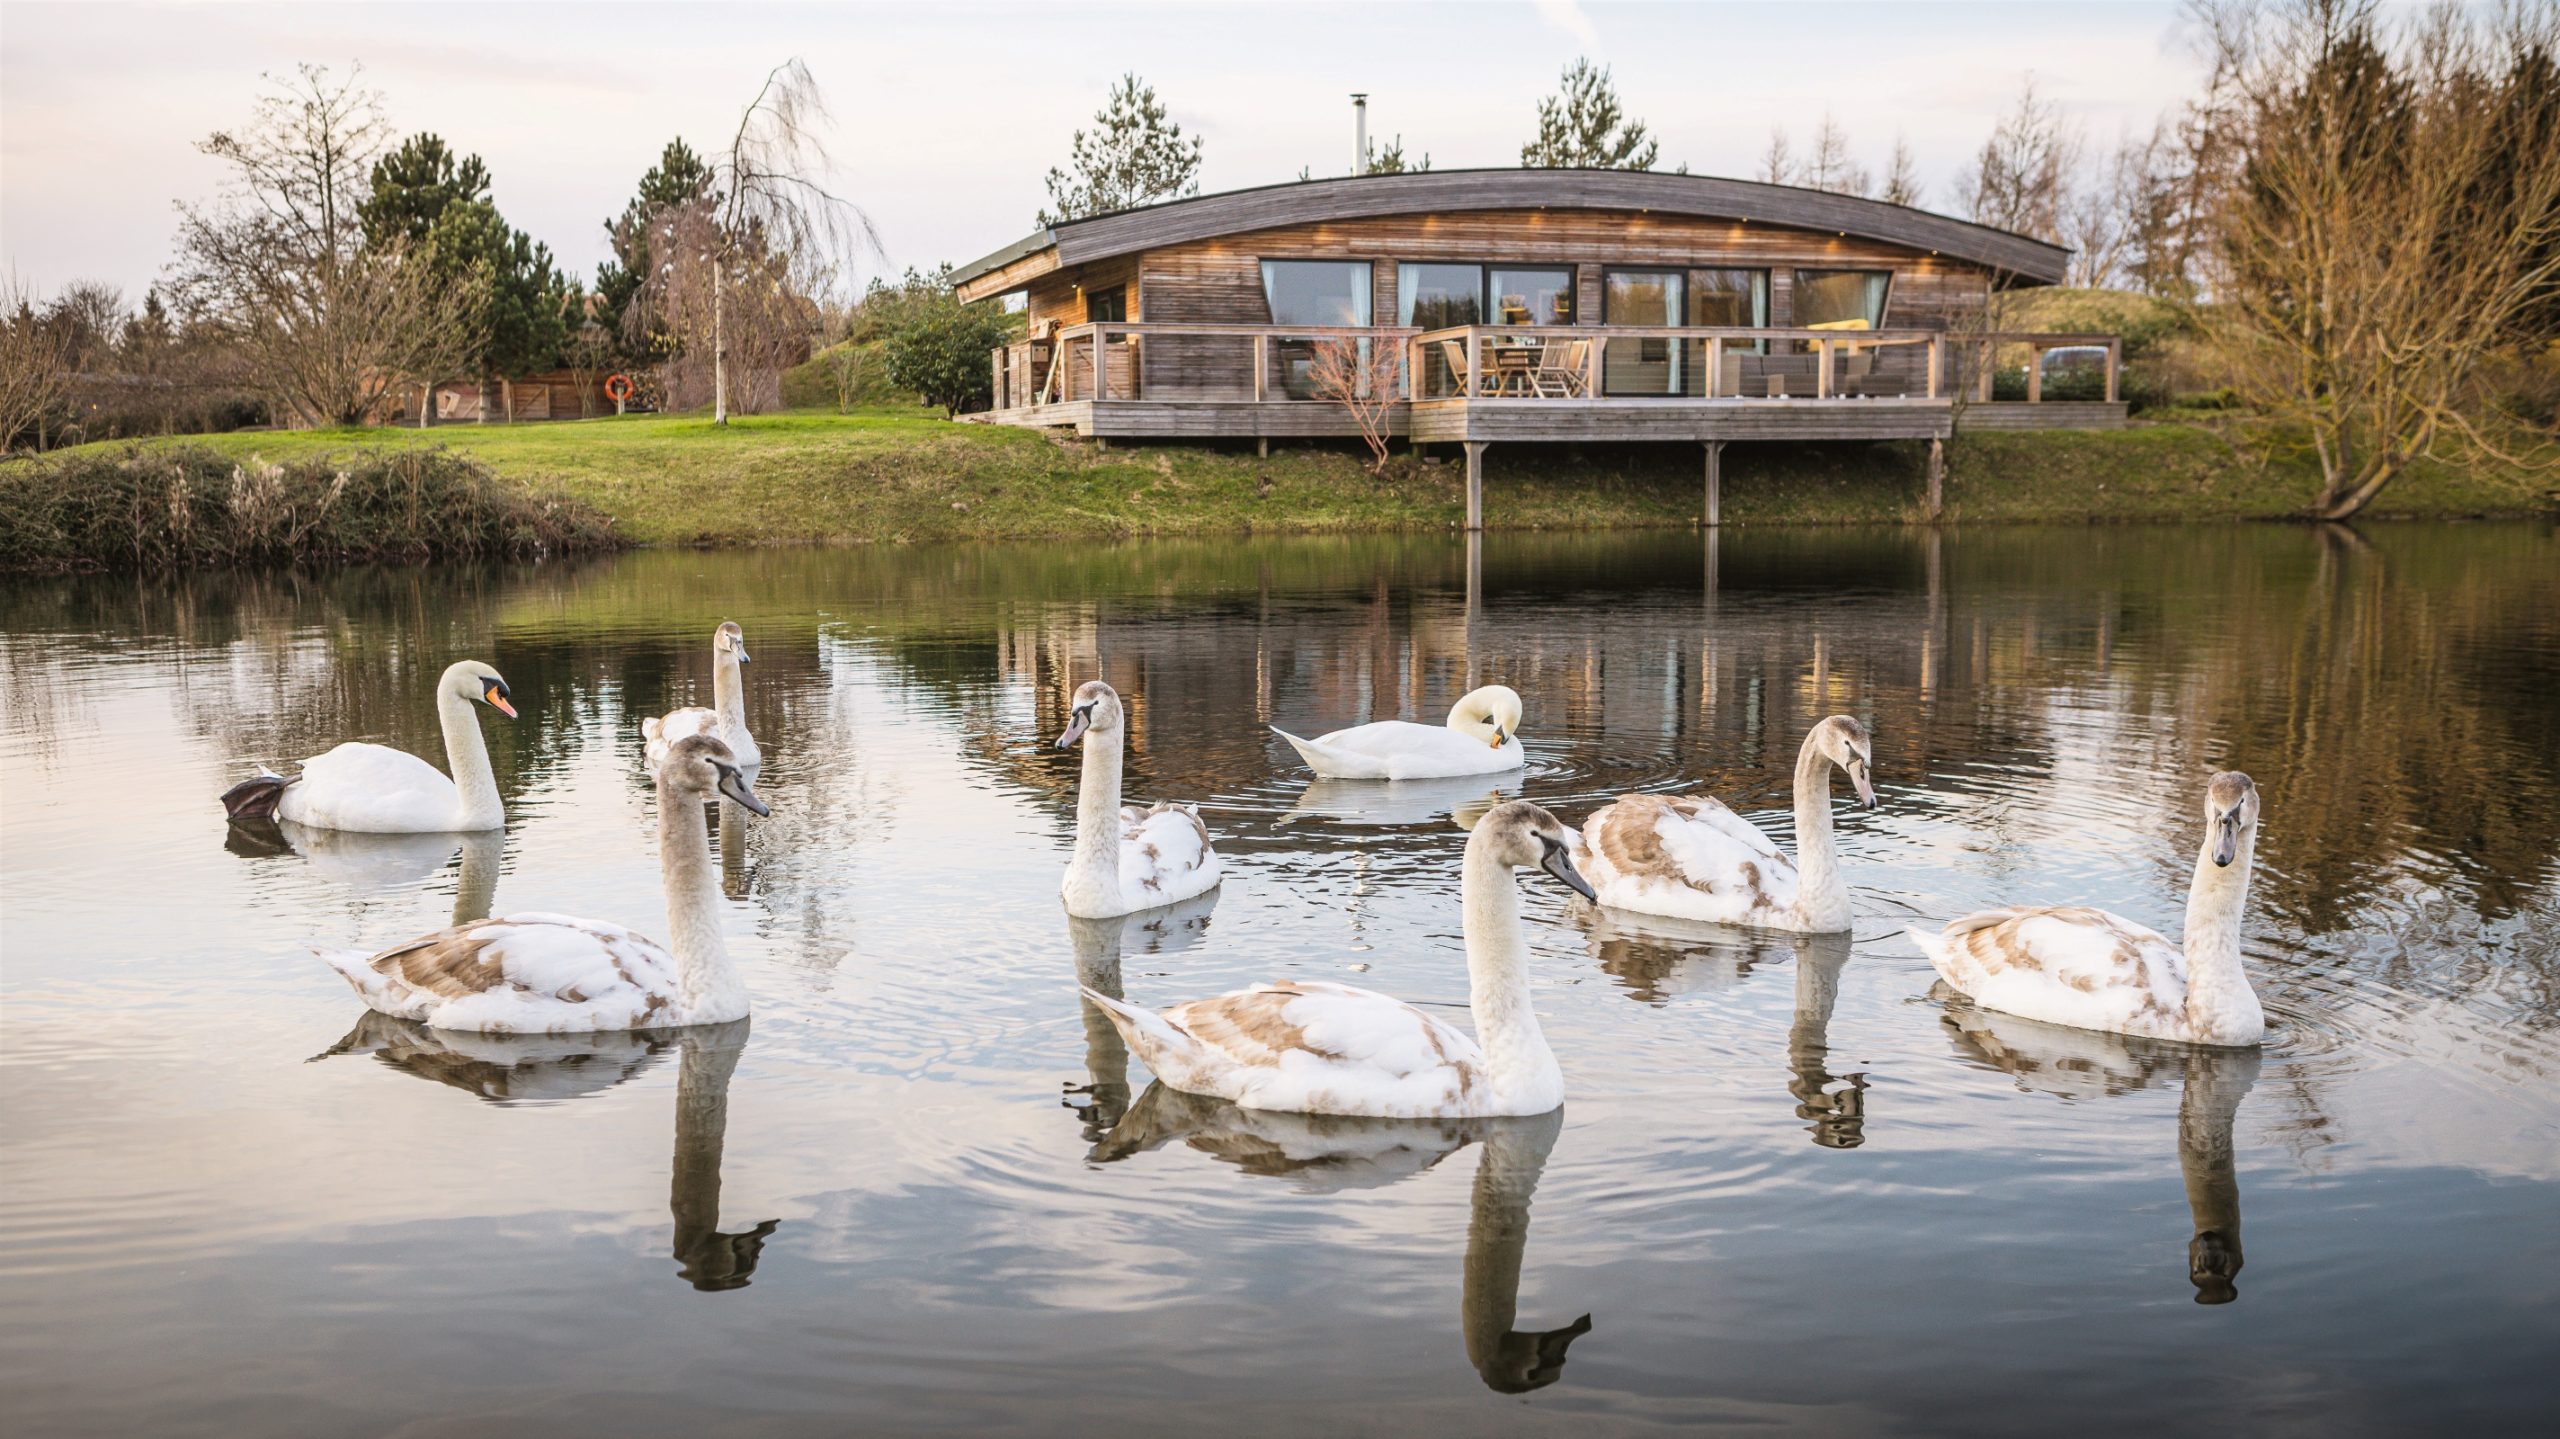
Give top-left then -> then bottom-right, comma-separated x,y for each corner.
954,169 -> 2071,297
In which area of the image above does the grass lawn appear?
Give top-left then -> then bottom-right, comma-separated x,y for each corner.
39,405 -> 2556,548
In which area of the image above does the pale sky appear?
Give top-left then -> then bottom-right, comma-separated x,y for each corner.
1,1 -> 2207,301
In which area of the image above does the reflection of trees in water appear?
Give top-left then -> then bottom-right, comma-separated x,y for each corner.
1091,1088 -> 1589,1393
311,1014 -> 778,1292
1935,990 -> 2261,1305
1586,917 -> 1867,1148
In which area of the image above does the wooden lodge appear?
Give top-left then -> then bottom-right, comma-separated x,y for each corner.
951,169 -> 2125,523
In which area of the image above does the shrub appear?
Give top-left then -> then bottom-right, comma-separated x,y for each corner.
0,444 -> 622,572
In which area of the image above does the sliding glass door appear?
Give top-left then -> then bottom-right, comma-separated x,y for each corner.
1262,259 -> 1373,398
1603,269 -> 1682,396
1685,269 -> 1768,396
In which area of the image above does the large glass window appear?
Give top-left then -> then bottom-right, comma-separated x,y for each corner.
1398,263 -> 1483,329
1603,269 -> 1682,395
1260,260 -> 1372,326
1794,269 -> 1890,330
1261,260 -> 1373,398
1489,268 -> 1575,326
1686,269 -> 1768,395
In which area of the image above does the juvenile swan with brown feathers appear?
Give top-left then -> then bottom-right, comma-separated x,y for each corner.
1084,801 -> 1592,1119
1055,680 -> 1223,920
1909,772 -> 2268,1047
1274,684 -> 1527,780
307,733 -> 770,1034
1574,715 -> 1877,933
219,660 -> 517,833
643,622 -> 760,770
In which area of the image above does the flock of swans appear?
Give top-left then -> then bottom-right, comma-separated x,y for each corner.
221,623 -> 2270,1129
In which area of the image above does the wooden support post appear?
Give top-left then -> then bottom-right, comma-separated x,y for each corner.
1467,329 -> 1484,398
1257,437 -> 1269,458
1927,436 -> 1945,521
1707,336 -> 1723,398
2105,339 -> 2121,403
1253,334 -> 1267,403
1816,340 -> 1831,399
991,347 -> 1005,409
1703,441 -> 1724,527
1926,336 -> 1942,400
1094,327 -> 1107,401
1463,441 -> 1488,531
2025,342 -> 2042,403
1978,341 -> 1994,402
1587,333 -> 1603,397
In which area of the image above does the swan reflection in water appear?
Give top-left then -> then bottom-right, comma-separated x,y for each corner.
1934,987 -> 2260,1304
1278,774 -> 1522,831
1092,1089 -> 1591,1393
1584,911 -> 1868,1149
312,1016 -> 779,1291
228,822 -> 503,926
1061,891 -> 1220,1138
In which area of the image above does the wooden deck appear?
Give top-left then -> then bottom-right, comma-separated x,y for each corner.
974,321 -> 2125,525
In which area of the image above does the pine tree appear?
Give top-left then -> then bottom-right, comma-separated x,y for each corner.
1039,74 -> 1203,225
1520,59 -> 1661,170
595,140 -> 718,344
1367,136 -> 1429,174
359,134 -> 492,248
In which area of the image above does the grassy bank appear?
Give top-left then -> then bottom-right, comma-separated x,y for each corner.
8,406 -> 2551,558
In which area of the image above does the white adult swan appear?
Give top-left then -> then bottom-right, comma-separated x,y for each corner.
309,733 -> 769,1034
1573,715 -> 1877,932
1274,684 -> 1526,780
644,621 -> 759,769
1910,771 -> 2267,1047
219,660 -> 516,832
1084,800 -> 1594,1119
1055,680 -> 1222,919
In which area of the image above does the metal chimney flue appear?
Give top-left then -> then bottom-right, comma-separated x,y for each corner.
1351,93 -> 1369,176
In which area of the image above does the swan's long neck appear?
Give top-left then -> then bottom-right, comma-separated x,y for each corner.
711,648 -> 748,740
1789,734 -> 1850,931
2179,1050 -> 2256,1301
658,779 -> 747,1022
437,686 -> 504,830
2179,828 -> 2263,1039
1462,844 -> 1562,1112
670,1026 -> 743,1259
1065,725 -> 1126,907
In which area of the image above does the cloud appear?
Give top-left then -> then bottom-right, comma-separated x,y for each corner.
1534,0 -> 1602,53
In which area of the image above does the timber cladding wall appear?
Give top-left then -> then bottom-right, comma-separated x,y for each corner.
1047,209 -> 2001,400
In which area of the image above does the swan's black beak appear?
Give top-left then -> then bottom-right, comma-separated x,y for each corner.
2212,813 -> 2239,867
482,680 -> 517,719
1056,703 -> 1095,749
1849,759 -> 1876,811
1539,836 -> 1596,901
734,643 -> 751,665
716,764 -> 770,817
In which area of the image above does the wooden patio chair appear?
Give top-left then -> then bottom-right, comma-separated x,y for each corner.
1530,339 -> 1590,398
1436,340 -> 1481,397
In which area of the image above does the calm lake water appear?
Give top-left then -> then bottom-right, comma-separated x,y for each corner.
3,524 -> 2557,1436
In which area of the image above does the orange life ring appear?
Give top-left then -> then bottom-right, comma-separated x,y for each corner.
604,373 -> 635,402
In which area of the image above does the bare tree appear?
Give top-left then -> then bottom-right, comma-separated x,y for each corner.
2066,132 -> 2154,287
1952,75 -> 2083,242
1305,336 -> 1402,473
1,275 -> 75,451
687,59 -> 879,425
2201,0 -> 2560,519
1801,115 -> 1872,196
1756,128 -> 1794,185
631,197 -> 818,416
1880,135 -> 1925,207
168,65 -> 478,427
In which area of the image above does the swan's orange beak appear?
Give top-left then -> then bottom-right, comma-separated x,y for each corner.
484,685 -> 517,719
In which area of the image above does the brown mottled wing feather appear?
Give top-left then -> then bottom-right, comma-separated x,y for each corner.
362,920 -> 517,998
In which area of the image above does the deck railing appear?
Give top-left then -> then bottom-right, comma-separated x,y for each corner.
988,322 -> 2118,409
